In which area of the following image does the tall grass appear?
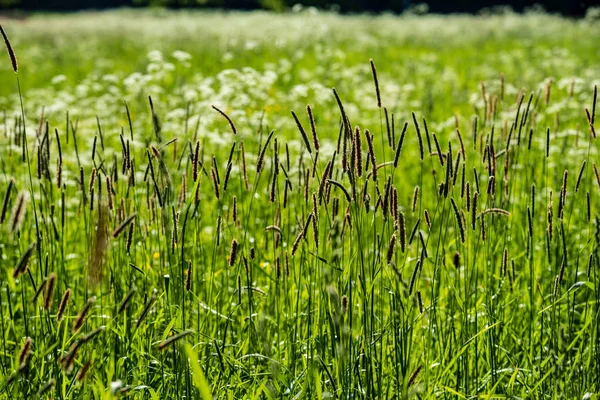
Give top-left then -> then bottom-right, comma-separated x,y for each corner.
0,10 -> 599,399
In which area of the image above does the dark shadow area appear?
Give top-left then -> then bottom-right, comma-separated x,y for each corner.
0,0 -> 597,16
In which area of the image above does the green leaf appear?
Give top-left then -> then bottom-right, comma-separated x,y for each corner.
184,343 -> 212,400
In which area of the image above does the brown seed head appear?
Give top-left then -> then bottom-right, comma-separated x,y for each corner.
57,288 -> 71,322
341,295 -> 348,314
0,25 -> 18,73
43,273 -> 57,311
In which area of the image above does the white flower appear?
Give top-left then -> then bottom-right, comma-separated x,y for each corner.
172,50 -> 192,62
51,75 -> 67,85
147,50 -> 163,63
110,381 -> 123,395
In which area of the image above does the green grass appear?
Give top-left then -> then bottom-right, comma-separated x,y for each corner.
0,8 -> 600,398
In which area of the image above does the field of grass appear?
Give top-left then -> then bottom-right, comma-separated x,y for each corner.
0,8 -> 600,399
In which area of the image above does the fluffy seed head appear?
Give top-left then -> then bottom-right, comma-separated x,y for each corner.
9,191 -> 28,233
57,288 -> 71,322
13,240 -> 36,279
77,360 -> 93,382
19,337 -> 32,365
43,273 -> 57,311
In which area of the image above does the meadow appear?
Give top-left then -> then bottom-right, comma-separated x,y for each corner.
0,8 -> 600,398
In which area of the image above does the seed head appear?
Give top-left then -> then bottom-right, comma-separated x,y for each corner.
340,295 -> 348,315
57,288 -> 71,322
0,25 -> 18,73
229,239 -> 239,266
386,233 -> 396,264
9,191 -> 28,233
453,251 -> 460,268
43,273 -> 57,311
77,360 -> 93,382
19,337 -> 32,365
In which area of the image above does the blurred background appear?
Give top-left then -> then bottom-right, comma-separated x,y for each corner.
0,0 -> 597,16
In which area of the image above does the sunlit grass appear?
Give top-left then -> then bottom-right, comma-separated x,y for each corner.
0,9 -> 599,398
